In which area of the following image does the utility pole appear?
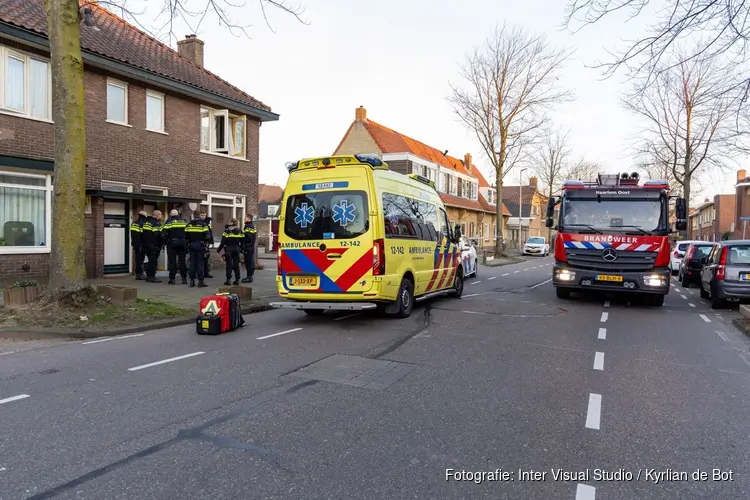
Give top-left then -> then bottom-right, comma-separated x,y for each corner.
519,167 -> 527,249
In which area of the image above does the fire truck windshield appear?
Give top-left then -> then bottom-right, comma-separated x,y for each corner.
561,199 -> 664,233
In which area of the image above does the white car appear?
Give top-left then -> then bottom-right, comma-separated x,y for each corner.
523,236 -> 549,256
460,237 -> 479,277
670,240 -> 698,275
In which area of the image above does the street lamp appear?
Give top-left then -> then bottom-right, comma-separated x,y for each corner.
519,167 -> 527,248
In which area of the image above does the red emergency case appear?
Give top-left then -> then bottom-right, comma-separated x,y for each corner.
196,293 -> 245,335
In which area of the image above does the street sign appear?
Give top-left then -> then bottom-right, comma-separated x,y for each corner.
741,217 -> 750,221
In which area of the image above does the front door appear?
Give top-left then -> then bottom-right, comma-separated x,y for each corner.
103,200 -> 130,275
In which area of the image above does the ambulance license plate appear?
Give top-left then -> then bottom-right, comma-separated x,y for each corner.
596,274 -> 623,282
290,276 -> 318,287
741,273 -> 750,281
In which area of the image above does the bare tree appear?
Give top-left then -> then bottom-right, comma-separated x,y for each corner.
448,23 -> 573,255
562,1 -> 750,94
623,55 -> 741,220
44,0 -> 306,301
564,158 -> 603,182
535,127 -> 572,198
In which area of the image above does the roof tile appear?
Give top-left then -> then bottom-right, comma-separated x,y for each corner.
0,0 -> 271,114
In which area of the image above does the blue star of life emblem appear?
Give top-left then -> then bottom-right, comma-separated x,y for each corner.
332,200 -> 356,227
294,202 -> 314,228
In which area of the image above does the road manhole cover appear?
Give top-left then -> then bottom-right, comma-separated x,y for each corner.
292,354 -> 416,390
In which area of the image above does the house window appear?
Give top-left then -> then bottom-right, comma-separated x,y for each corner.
267,204 -> 279,217
200,191 -> 246,243
0,45 -> 51,120
200,106 -> 247,158
101,180 -> 133,193
141,185 -> 168,197
484,223 -> 490,241
0,171 -> 53,254
146,90 -> 165,132
106,78 -> 128,124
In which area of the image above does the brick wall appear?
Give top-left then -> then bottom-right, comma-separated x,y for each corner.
0,38 -> 262,280
715,194 -> 736,240
333,121 -> 382,156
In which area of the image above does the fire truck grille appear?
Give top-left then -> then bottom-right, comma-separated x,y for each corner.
565,249 -> 657,272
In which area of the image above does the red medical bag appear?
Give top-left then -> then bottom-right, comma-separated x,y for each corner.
196,293 -> 245,335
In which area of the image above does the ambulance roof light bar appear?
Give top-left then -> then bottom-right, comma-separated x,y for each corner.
354,153 -> 384,167
643,179 -> 670,189
285,161 -> 299,173
408,173 -> 436,190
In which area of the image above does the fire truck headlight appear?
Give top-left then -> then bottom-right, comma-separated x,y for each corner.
643,275 -> 667,287
555,269 -> 576,281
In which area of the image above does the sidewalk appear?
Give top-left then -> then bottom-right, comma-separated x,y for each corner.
88,267 -> 279,312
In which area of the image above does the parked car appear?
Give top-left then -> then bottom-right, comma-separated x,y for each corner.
460,237 -> 478,278
670,240 -> 698,275
678,242 -> 717,287
699,240 -> 750,308
522,236 -> 549,256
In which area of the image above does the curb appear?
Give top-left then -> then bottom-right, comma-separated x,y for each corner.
731,318 -> 750,338
0,302 -> 273,339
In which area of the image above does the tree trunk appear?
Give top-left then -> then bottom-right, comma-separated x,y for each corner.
494,168 -> 505,255
682,172 -> 691,240
45,0 -> 88,299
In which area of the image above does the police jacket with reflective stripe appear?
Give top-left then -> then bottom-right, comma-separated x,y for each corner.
142,217 -> 162,247
243,223 -> 257,249
162,216 -> 188,245
130,215 -> 146,247
185,219 -> 210,249
218,227 -> 244,253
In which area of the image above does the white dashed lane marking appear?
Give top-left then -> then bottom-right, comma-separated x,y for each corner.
688,303 -> 696,308
82,333 -> 145,345
502,273 -> 510,276
603,300 -> 610,308
471,281 -> 481,285
674,287 -> 681,293
600,312 -> 608,322
593,352 -> 604,371
127,352 -> 205,371
680,295 -> 687,299
463,293 -> 481,298
585,393 -> 602,430
257,328 -> 303,340
576,483 -> 596,500
699,314 -> 711,323
715,330 -> 729,341
0,394 -> 30,405
334,313 -> 360,321
598,328 -> 606,340
513,271 -> 520,274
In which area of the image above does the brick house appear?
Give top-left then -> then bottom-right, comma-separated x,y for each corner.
502,177 -> 549,247
688,194 -> 736,241
333,106 -> 511,249
0,1 -> 277,279
256,183 -> 283,252
733,169 -> 750,239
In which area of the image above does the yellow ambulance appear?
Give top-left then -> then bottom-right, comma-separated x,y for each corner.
269,154 -> 465,318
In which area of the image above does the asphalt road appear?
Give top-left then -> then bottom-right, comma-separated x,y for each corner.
1,256 -> 749,499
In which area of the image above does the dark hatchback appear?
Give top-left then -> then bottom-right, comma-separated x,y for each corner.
699,241 -> 750,308
678,242 -> 717,287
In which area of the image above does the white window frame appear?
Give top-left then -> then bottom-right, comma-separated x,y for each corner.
101,180 -> 134,193
0,170 -> 53,255
199,105 -> 248,160
145,90 -> 166,133
267,204 -> 279,217
0,45 -> 52,122
140,184 -> 169,196
200,190 -> 247,234
106,78 -> 129,126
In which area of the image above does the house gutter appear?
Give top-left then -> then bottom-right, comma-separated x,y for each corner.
0,22 -> 280,122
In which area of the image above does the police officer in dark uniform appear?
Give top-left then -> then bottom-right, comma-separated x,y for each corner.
162,209 -> 188,285
142,210 -> 163,283
130,210 -> 148,280
185,211 -> 210,288
217,218 -> 244,286
199,211 -> 214,278
241,213 -> 257,283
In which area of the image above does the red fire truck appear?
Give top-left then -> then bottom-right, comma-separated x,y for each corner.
546,172 -> 687,306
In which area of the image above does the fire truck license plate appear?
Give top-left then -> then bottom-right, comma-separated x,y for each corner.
596,274 -> 623,282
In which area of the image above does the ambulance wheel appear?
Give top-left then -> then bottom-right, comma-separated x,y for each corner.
450,268 -> 464,298
394,278 -> 415,318
303,309 -> 324,316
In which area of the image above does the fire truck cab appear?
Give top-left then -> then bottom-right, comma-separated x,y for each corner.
546,172 -> 687,306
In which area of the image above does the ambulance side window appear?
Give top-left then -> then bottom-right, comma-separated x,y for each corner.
418,201 -> 439,242
439,208 -> 452,242
382,193 -> 418,239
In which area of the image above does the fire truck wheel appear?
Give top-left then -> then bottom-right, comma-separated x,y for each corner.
647,294 -> 664,307
556,287 -> 571,299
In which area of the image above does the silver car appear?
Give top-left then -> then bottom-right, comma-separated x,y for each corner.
699,240 -> 750,308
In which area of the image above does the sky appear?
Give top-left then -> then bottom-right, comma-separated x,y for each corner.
121,0 -> 743,200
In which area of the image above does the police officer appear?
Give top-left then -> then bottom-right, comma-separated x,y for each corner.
241,213 -> 257,283
162,209 -> 188,285
217,218 -> 244,286
142,210 -> 163,283
185,210 -> 210,288
130,210 -> 148,280
199,211 -> 214,278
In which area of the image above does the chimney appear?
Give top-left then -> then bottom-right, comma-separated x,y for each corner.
738,169 -> 747,182
464,153 -> 472,173
355,106 -> 367,121
177,34 -> 204,68
528,177 -> 538,189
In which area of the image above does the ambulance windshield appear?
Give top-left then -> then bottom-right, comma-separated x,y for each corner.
561,199 -> 664,233
284,191 -> 369,240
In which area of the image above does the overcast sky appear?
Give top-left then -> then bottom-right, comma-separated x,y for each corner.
123,0 -> 742,199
